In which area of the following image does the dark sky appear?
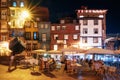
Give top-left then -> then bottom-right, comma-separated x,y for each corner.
33,0 -> 120,34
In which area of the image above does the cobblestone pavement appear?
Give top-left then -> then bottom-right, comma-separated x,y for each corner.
0,64 -> 102,80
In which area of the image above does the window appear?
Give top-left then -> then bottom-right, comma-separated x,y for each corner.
57,26 -> 60,30
82,37 -> 87,43
33,44 -> 37,50
24,21 -> 31,27
94,19 -> 98,25
13,1 -> 17,7
1,35 -> 7,41
51,26 -> 55,30
26,43 -> 31,51
42,33 -> 46,42
93,37 -> 98,43
54,35 -> 58,40
33,32 -> 38,40
83,20 -> 88,25
45,24 -> 48,29
60,20 -> 65,24
54,45 -> 58,50
62,26 -> 66,30
11,10 -> 15,16
75,25 -> 79,30
1,0 -> 7,6
73,34 -> 78,39
1,9 -> 7,20
25,32 -> 31,40
64,35 -> 68,39
94,28 -> 98,34
1,22 -> 7,32
34,22 -> 37,27
40,24 -> 44,29
20,1 -> 24,7
83,28 -> 88,34
36,17 -> 40,21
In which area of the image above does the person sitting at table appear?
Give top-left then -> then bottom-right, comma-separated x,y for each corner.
39,57 -> 44,72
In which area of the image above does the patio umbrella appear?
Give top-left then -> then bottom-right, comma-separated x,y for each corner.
31,49 -> 46,59
61,46 -> 85,53
85,47 -> 114,54
47,50 -> 62,54
114,50 -> 120,54
31,49 -> 46,54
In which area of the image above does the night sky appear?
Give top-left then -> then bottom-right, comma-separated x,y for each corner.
32,0 -> 120,34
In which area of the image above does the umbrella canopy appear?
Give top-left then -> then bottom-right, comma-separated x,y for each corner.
85,47 -> 114,54
31,49 -> 46,54
47,50 -> 62,54
61,46 -> 85,53
114,50 -> 120,54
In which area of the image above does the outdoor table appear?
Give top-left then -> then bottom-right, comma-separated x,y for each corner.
71,63 -> 82,73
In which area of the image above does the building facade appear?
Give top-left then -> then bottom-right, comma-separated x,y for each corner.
77,7 -> 107,49
0,0 -> 9,41
38,22 -> 51,51
50,18 -> 80,50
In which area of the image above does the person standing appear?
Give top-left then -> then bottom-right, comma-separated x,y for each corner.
8,52 -> 17,71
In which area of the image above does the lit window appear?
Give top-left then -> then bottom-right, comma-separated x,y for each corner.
82,37 -> 87,43
36,17 -> 40,21
11,10 -> 15,16
34,22 -> 37,27
60,20 -> 65,24
73,34 -> 78,39
45,24 -> 48,29
13,1 -> 17,7
64,35 -> 68,39
42,33 -> 46,42
83,28 -> 88,34
20,1 -> 24,7
40,24 -> 44,29
1,35 -> 7,41
1,9 -> 7,20
94,19 -> 98,25
83,20 -> 88,25
54,35 -> 58,40
24,21 -> 31,27
54,45 -> 58,50
75,25 -> 79,30
94,28 -> 98,34
62,26 -> 66,30
33,32 -> 38,40
93,37 -> 98,43
51,26 -> 55,30
57,26 -> 60,30
99,15 -> 104,18
1,0 -> 7,6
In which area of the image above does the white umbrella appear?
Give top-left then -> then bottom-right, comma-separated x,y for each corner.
31,49 -> 46,54
85,47 -> 114,54
47,50 -> 62,54
114,50 -> 120,54
61,46 -> 85,53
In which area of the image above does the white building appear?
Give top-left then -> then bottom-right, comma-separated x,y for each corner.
77,7 -> 107,49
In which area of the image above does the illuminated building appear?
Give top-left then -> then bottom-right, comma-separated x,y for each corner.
76,6 -> 107,49
50,17 -> 80,50
24,7 -> 49,55
0,0 -> 9,41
